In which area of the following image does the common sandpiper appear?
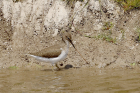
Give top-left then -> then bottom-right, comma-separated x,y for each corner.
28,31 -> 75,71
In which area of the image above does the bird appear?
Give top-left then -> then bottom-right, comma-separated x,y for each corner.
27,31 -> 75,71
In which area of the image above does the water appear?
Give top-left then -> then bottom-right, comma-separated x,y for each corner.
0,67 -> 140,93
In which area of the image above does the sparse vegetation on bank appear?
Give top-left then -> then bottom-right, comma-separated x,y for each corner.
13,0 -> 140,11
85,22 -> 117,44
115,0 -> 140,11
64,0 -> 140,11
85,33 -> 117,44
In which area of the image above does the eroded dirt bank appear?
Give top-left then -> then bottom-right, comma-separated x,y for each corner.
0,0 -> 140,69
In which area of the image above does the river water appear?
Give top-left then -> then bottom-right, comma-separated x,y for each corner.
0,67 -> 140,93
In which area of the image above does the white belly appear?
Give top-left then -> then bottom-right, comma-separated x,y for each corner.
29,50 -> 68,65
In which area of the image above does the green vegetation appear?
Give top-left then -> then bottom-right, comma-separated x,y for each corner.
115,0 -> 140,11
101,22 -> 116,43
85,34 -> 117,43
96,34 -> 116,43
85,22 -> 117,44
130,62 -> 136,66
9,66 -> 19,69
103,22 -> 113,31
64,0 -> 140,11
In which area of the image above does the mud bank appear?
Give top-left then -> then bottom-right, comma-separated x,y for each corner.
0,0 -> 140,69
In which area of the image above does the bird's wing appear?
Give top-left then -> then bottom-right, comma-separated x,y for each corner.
30,44 -> 62,58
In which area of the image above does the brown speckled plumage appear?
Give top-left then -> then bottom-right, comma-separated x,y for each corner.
30,44 -> 62,58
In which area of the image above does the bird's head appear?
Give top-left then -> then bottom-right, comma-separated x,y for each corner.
61,31 -> 75,49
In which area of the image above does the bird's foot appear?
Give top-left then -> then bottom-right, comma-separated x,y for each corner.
55,64 -> 61,71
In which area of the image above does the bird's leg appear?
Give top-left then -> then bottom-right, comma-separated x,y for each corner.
55,63 -> 61,71
51,65 -> 54,72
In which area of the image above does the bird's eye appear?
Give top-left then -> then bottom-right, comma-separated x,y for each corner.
67,37 -> 71,41
66,36 -> 69,39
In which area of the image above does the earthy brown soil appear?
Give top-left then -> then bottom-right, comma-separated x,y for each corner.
0,7 -> 140,70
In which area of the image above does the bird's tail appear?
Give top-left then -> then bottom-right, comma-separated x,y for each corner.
26,54 -> 51,63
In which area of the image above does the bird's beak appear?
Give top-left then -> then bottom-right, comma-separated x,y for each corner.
67,38 -> 75,49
